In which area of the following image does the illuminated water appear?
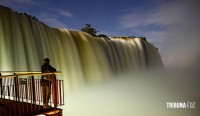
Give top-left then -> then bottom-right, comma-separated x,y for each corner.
0,6 -> 163,90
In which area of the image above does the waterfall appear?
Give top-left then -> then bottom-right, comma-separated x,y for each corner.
0,5 -> 163,91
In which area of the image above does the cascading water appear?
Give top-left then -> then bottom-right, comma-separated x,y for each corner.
0,5 -> 163,91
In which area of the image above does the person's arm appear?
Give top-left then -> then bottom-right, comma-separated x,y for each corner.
49,65 -> 56,72
41,64 -> 46,73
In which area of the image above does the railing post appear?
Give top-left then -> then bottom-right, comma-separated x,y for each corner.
31,75 -> 36,104
7,86 -> 12,116
14,73 -> 19,101
14,73 -> 21,115
52,73 -> 57,109
0,73 -> 2,97
62,80 -> 64,105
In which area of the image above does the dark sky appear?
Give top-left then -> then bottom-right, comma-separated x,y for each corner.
0,0 -> 166,36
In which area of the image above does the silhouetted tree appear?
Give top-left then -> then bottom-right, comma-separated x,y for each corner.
139,36 -> 147,42
97,34 -> 108,38
128,36 -> 136,38
81,24 -> 97,36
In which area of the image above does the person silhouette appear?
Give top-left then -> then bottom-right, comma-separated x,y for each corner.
41,58 -> 56,108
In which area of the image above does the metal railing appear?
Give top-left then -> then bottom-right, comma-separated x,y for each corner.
0,72 -> 64,116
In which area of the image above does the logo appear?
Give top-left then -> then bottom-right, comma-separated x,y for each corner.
166,102 -> 195,109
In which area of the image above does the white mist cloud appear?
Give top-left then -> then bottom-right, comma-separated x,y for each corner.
38,11 -> 68,28
120,10 -> 164,30
0,1 -> 72,28
119,0 -> 200,72
157,0 -> 200,72
62,72 -> 200,116
59,10 -> 73,18
36,8 -> 73,28
41,18 -> 68,28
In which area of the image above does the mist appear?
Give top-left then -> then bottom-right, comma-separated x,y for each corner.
158,0 -> 200,73
61,1 -> 200,115
61,71 -> 199,116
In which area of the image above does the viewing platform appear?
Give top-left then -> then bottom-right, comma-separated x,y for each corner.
0,71 -> 64,116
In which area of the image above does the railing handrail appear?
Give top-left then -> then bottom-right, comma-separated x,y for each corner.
0,71 -> 42,73
0,71 -> 61,78
0,71 -> 64,115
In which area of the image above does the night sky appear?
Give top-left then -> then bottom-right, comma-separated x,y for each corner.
0,0 -> 170,36
0,0 -> 200,70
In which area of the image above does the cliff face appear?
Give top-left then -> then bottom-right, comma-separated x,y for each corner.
0,5 -> 163,90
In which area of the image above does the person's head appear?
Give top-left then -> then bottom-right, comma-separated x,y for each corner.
44,58 -> 49,64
